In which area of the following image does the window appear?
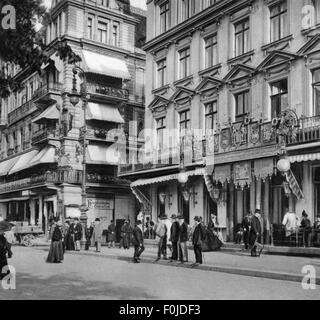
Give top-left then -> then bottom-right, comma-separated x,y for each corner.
97,0 -> 109,6
178,0 -> 195,23
234,19 -> 250,56
179,47 -> 191,79
112,23 -> 119,46
87,17 -> 93,40
270,79 -> 288,118
235,91 -> 249,122
156,117 -> 166,150
270,1 -> 288,42
204,34 -> 218,68
312,69 -> 320,115
160,1 -> 170,33
205,102 -> 217,133
157,59 -> 167,88
97,21 -> 108,43
179,110 -> 190,137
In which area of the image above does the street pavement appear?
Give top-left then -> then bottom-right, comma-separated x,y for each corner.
0,246 -> 319,300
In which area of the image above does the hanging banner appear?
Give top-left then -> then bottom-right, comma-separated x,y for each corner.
234,161 -> 251,189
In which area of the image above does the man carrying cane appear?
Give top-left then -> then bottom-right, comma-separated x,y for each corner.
249,209 -> 264,257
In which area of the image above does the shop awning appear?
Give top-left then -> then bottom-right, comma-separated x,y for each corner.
253,158 -> 275,181
32,104 -> 59,124
86,145 -> 120,165
87,102 -> 124,123
8,150 -> 40,175
289,153 -> 320,163
285,169 -> 304,200
131,168 -> 205,188
0,157 -> 19,176
30,146 -> 56,166
82,50 -> 131,80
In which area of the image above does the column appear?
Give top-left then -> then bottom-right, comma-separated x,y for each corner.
255,179 -> 262,210
263,179 -> 271,245
250,179 -> 256,213
227,182 -> 235,241
38,196 -> 43,227
29,199 -> 35,225
43,202 -> 48,235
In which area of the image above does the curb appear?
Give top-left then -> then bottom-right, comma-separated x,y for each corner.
46,248 -> 320,286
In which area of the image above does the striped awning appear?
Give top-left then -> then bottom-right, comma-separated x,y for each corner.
32,104 -> 59,124
131,168 -> 205,188
285,169 -> 304,200
87,102 -> 124,123
289,153 -> 320,163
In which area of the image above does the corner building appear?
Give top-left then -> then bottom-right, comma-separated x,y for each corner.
120,0 -> 320,244
0,0 -> 146,239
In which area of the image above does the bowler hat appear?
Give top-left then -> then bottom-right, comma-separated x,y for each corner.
194,216 -> 201,222
160,215 -> 168,220
170,214 -> 177,219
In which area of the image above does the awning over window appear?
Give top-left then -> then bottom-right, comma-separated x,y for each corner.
9,150 -> 39,175
87,102 -> 124,123
253,158 -> 275,181
30,146 -> 56,166
32,104 -> 59,124
82,50 -> 131,80
86,145 -> 120,165
213,164 -> 232,184
0,157 -> 19,176
131,168 -> 205,188
289,153 -> 320,163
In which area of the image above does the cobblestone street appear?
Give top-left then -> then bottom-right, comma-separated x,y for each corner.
0,246 -> 319,300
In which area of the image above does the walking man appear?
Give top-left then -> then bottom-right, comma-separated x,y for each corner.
91,218 -> 103,252
249,209 -> 264,257
132,220 -> 144,263
169,214 -> 179,261
192,216 -> 204,265
107,220 -> 116,248
73,218 -> 83,251
154,216 -> 167,262
178,215 -> 188,263
241,211 -> 252,250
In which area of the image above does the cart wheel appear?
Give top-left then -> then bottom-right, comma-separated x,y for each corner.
22,234 -> 35,247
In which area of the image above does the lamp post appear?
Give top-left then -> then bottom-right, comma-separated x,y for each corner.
68,66 -> 88,249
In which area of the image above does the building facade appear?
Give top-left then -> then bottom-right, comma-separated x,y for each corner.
0,0 -> 145,239
120,0 -> 320,244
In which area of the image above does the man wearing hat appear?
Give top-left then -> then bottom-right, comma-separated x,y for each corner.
192,216 -> 204,265
154,216 -> 167,262
249,209 -> 264,257
178,215 -> 188,263
132,220 -> 144,263
169,214 -> 180,261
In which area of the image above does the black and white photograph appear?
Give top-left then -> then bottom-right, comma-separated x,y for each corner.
0,0 -> 319,308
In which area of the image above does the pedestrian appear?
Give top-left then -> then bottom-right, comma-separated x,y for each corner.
249,209 -> 264,257
64,220 -> 75,251
154,216 -> 167,262
192,216 -> 204,265
282,208 -> 300,246
91,218 -> 103,252
132,220 -> 145,263
73,218 -> 83,251
178,215 -> 188,263
107,220 -> 116,248
301,210 -> 312,247
241,211 -> 252,249
121,220 -> 132,249
85,222 -> 94,251
46,219 -> 64,263
0,234 -> 9,280
169,214 -> 179,261
163,215 -> 172,256
4,226 -> 15,259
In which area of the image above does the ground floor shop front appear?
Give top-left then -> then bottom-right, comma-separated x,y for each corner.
132,157 -> 320,247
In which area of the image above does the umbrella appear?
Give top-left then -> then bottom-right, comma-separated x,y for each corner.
0,221 -> 13,235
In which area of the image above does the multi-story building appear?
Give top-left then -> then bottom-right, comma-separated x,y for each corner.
120,0 -> 320,244
0,0 -> 146,238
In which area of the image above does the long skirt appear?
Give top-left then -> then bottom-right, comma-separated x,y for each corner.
47,241 -> 64,263
202,229 -> 223,252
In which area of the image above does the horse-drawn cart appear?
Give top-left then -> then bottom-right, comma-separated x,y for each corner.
11,222 -> 44,247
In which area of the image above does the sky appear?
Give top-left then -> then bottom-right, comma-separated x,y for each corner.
43,0 -> 147,10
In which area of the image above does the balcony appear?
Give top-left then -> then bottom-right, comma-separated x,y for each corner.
86,83 -> 129,101
8,100 -> 37,125
84,125 -> 119,142
0,117 -> 8,129
32,83 -> 62,105
32,127 -> 60,145
286,115 -> 320,146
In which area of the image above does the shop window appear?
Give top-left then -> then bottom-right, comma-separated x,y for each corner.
270,79 -> 288,118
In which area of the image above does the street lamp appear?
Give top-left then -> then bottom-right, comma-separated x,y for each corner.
68,66 -> 88,249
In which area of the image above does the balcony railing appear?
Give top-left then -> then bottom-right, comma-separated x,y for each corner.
32,83 -> 62,101
86,83 -> 129,100
8,100 -> 37,124
32,127 -> 60,144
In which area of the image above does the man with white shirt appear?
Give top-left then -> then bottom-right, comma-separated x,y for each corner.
282,208 -> 300,245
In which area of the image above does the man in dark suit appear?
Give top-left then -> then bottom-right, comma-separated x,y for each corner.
249,209 -> 263,257
169,214 -> 180,261
192,216 -> 204,265
178,215 -> 189,263
241,211 -> 252,249
132,220 -> 145,263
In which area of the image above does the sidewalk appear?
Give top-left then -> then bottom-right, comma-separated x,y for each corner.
34,244 -> 320,285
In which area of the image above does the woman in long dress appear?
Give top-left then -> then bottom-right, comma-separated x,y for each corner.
47,220 -> 64,263
202,213 -> 223,252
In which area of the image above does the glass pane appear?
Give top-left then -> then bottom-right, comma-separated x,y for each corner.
280,12 -> 288,38
271,96 -> 280,117
313,69 -> 320,83
314,87 -> 320,115
270,18 -> 279,42
235,34 -> 242,56
281,93 -> 288,110
244,30 -> 249,53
